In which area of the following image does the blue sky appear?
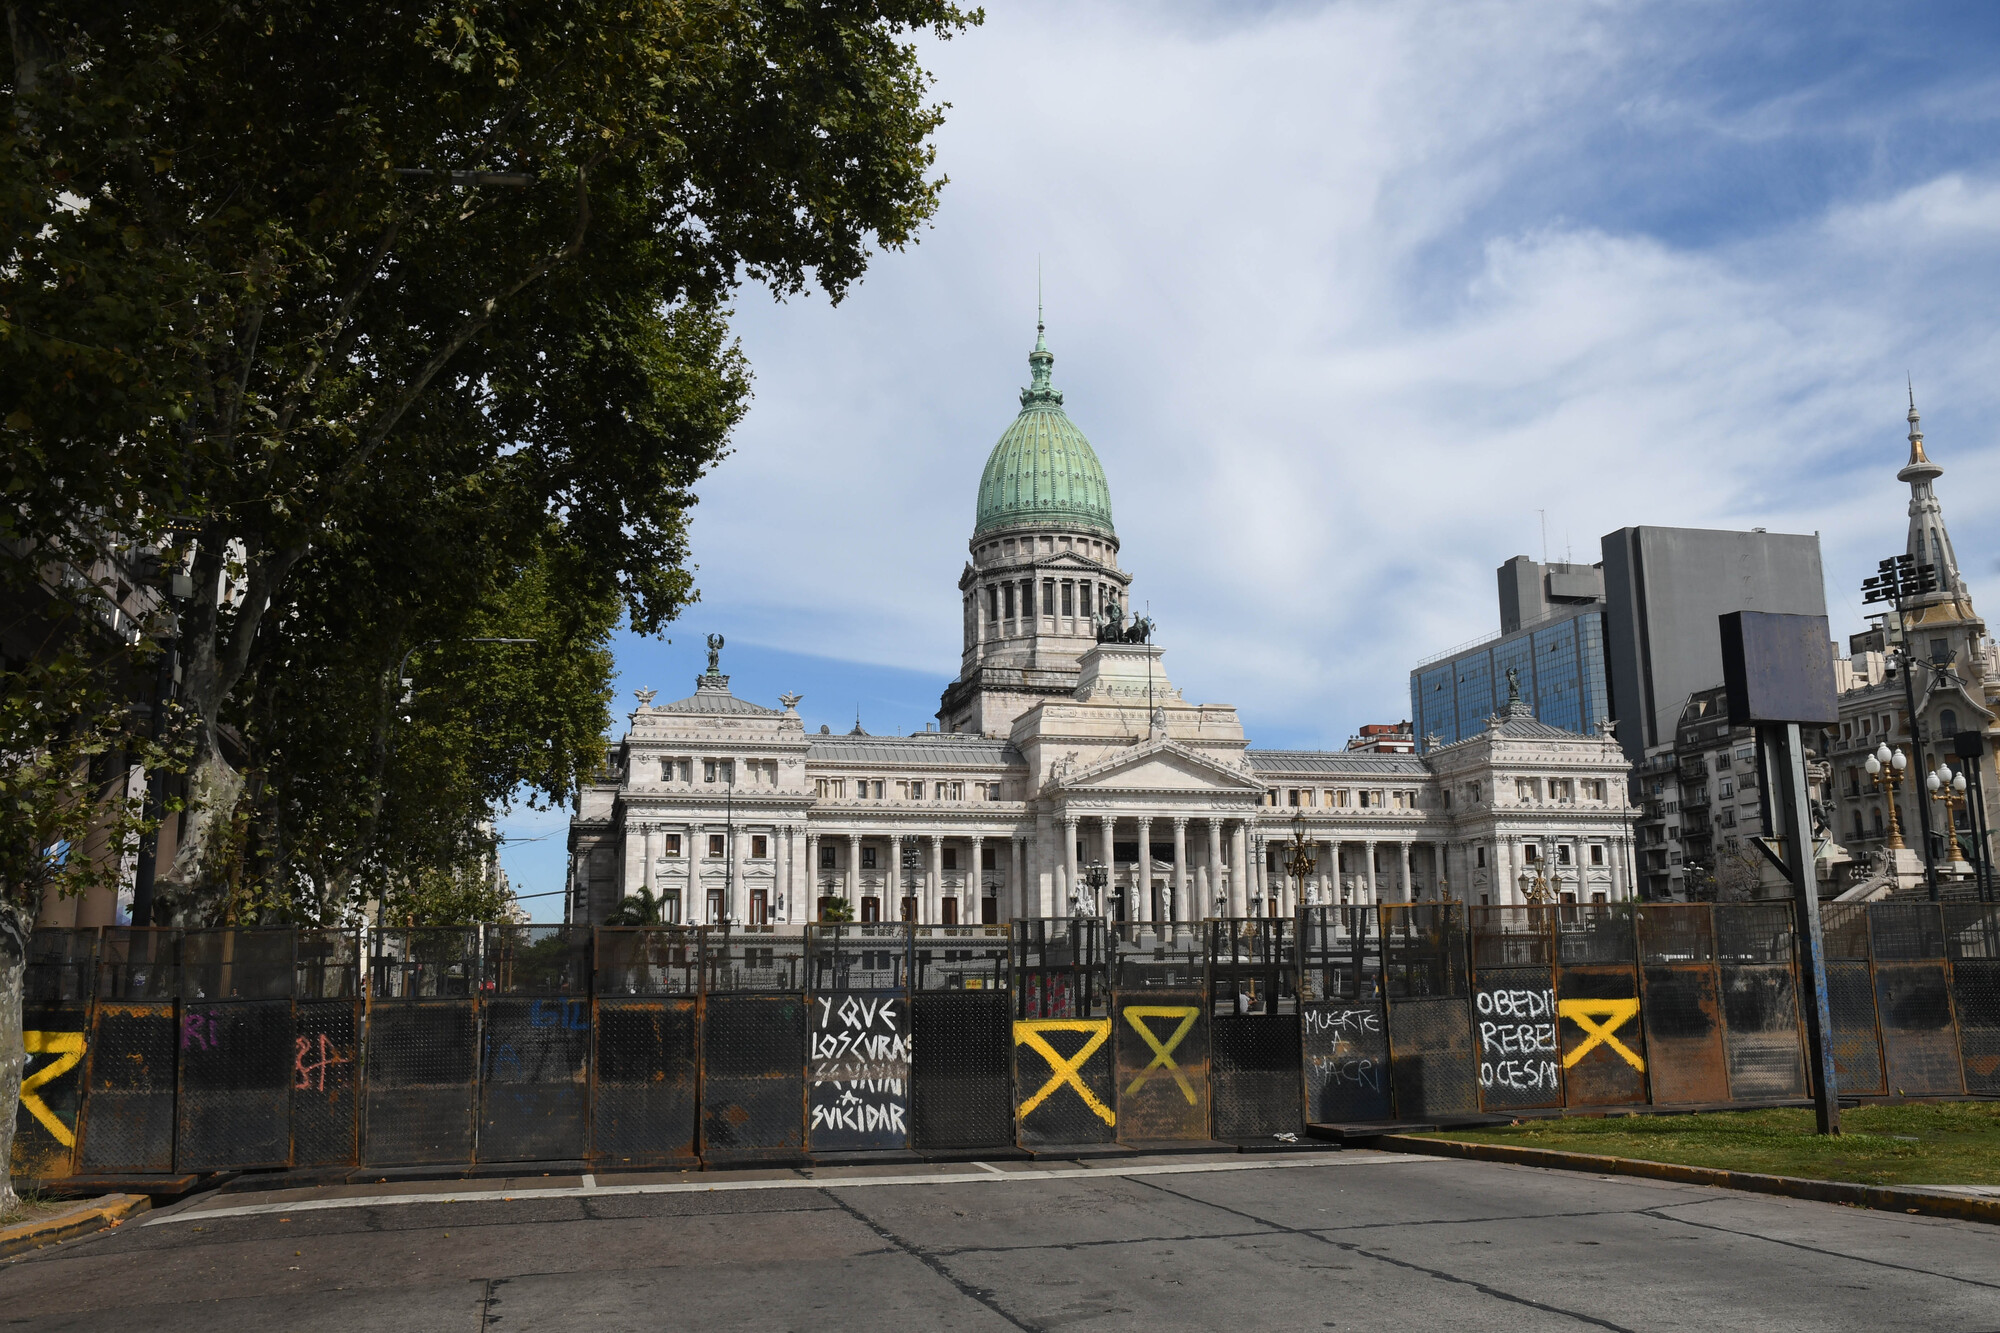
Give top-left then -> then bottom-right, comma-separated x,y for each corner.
498,1 -> 2000,910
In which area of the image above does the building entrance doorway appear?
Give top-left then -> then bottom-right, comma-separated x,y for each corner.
860,896 -> 881,922
941,897 -> 959,926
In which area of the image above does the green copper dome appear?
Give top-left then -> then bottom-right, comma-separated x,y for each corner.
973,326 -> 1115,538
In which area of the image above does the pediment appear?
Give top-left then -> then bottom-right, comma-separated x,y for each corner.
1055,739 -> 1263,794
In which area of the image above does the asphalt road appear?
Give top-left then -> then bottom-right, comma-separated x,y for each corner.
3,1151 -> 1996,1331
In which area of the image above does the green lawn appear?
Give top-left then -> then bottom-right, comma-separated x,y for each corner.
1426,1102 -> 2000,1188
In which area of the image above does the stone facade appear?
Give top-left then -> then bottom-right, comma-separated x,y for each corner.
567,329 -> 1637,924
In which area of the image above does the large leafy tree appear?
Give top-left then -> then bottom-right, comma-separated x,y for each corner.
0,0 -> 975,1207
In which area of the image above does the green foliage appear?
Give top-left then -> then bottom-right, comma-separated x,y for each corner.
819,896 -> 854,923
606,888 -> 668,927
376,858 -> 517,930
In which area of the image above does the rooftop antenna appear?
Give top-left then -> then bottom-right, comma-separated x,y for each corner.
1037,256 -> 1043,333
1538,509 -> 1548,564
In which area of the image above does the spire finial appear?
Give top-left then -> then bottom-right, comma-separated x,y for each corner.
1905,381 -> 1932,467
1022,265 -> 1060,406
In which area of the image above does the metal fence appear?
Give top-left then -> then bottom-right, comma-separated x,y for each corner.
14,904 -> 1999,1181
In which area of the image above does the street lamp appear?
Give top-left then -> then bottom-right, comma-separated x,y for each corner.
1079,861 -> 1108,918
1284,812 -> 1319,912
1518,856 -> 1553,904
1927,764 -> 1969,865
1864,743 -> 1908,851
1862,554 -> 1942,897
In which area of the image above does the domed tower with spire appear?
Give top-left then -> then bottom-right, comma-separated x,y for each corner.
938,315 -> 1134,735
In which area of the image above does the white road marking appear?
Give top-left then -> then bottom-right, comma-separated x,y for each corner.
972,1161 -> 1006,1175
580,1174 -> 597,1191
149,1153 -> 1432,1226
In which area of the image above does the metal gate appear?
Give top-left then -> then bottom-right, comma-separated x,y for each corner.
910,925 -> 1013,1151
701,927 -> 807,1164
77,929 -> 180,1173
1944,905 -> 2000,1095
591,928 -> 700,1167
807,924 -> 913,1154
1713,904 -> 1808,1101
1470,907 -> 1563,1112
1819,904 -> 1887,1096
1300,906 -> 1389,1124
1555,906 -> 1648,1107
1207,918 -> 1299,1139
1111,921 -> 1208,1144
12,930 -> 96,1181
479,926 -> 592,1162
1013,918 -> 1114,1148
1868,903 -> 1965,1097
1636,906 -> 1730,1105
292,930 -> 362,1168
1381,905 -> 1478,1119
177,930 -> 298,1171
364,929 -> 481,1166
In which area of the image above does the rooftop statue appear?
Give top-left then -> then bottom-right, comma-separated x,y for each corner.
706,633 -> 725,675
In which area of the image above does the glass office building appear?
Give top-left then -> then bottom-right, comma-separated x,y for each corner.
1410,609 -> 1611,751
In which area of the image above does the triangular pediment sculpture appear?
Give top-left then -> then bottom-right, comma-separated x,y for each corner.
1054,738 -> 1263,794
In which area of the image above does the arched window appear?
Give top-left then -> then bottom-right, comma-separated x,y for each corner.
1941,708 -> 1960,739
1872,808 -> 1885,836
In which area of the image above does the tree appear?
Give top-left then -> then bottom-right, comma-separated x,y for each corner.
606,887 -> 667,928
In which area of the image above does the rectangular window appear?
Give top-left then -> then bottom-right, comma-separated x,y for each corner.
946,782 -> 963,800
663,834 -> 682,856
1288,789 -> 1301,807
705,760 -> 717,783
1525,844 -> 1540,863
708,834 -> 725,858
1590,844 -> 1605,865
1476,846 -> 1487,868
1557,844 -> 1572,865
987,586 -> 999,623
1004,584 -> 1016,618
752,835 -> 768,859
1042,579 -> 1056,617
820,845 -> 836,869
1517,778 -> 1537,801
983,846 -> 997,870
814,777 -> 845,799
1079,582 -> 1092,617
1357,790 -> 1371,808
1715,754 -> 1730,771
943,848 -> 958,871
1061,581 -> 1075,616
1719,779 -> 1734,797
862,847 -> 877,869
1023,579 -> 1036,616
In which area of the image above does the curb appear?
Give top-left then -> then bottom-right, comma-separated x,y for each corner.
0,1194 -> 152,1259
1374,1135 -> 2000,1225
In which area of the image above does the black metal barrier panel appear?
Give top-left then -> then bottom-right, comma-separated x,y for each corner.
293,930 -> 363,1168
909,926 -> 1013,1151
177,930 -> 299,1171
12,930 -> 96,1181
1635,906 -> 1730,1105
1713,905 -> 1808,1101
701,928 -> 807,1164
1300,907 -> 1389,1124
1380,905 -> 1478,1119
1470,908 -> 1562,1112
1207,918 -> 1300,1139
1556,907 -> 1649,1108
1111,922 -> 1208,1144
1012,919 -> 1113,1148
591,928 -> 699,1167
365,929 -> 481,1166
1945,906 -> 2000,1095
807,924 -> 913,1153
1868,904 -> 1965,1097
77,930 -> 180,1173
479,926 -> 592,1163
1819,905 -> 1888,1096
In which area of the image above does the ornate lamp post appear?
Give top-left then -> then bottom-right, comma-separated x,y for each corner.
1078,861 -> 1108,919
1928,764 -> 1970,864
1518,856 -> 1554,905
1865,743 -> 1908,851
1285,812 -> 1320,911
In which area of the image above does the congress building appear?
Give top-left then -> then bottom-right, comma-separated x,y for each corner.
567,325 -> 1638,925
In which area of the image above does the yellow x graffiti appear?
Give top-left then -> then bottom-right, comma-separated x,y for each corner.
1558,998 -> 1645,1072
21,1031 -> 86,1148
1015,1019 -> 1115,1126
1122,1006 -> 1201,1104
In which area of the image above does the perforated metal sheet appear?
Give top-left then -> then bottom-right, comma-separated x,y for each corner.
1384,995 -> 1478,1119
176,999 -> 293,1170
1473,967 -> 1562,1111
1825,959 -> 1886,1096
12,1001 -> 88,1181
1638,965 -> 1729,1105
1014,1017 -> 1115,1148
1210,1013 -> 1301,1138
1951,959 -> 2000,1095
1302,1000 -> 1390,1123
78,1002 -> 177,1173
591,999 -> 698,1166
480,997 -> 589,1162
808,992 -> 912,1153
1114,990 -> 1209,1142
1874,962 -> 1965,1097
1555,965 -> 1647,1107
292,999 -> 359,1167
701,995 -> 806,1163
1718,964 -> 1807,1100
363,1000 -> 477,1166
910,992 -> 1014,1150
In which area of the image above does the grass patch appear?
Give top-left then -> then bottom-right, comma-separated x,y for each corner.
1425,1102 -> 2000,1188
0,1189 -> 87,1229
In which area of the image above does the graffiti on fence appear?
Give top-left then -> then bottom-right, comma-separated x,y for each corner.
1121,1006 -> 1201,1103
1559,998 -> 1645,1072
1015,1019 -> 1115,1126
295,1032 -> 353,1091
1303,1007 -> 1385,1093
21,1031 -> 85,1147
809,994 -> 912,1147
181,1010 -> 222,1051
1476,986 -> 1560,1093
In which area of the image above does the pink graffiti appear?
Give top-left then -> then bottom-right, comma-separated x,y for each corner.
294,1033 -> 351,1092
181,1011 -> 220,1051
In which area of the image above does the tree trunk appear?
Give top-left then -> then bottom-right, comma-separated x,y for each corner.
0,902 -> 28,1216
157,744 -> 245,912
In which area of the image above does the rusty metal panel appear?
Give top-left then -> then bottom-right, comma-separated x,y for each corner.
1384,997 -> 1479,1118
292,999 -> 360,1167
591,998 -> 699,1167
808,992 -> 912,1152
701,994 -> 806,1163
176,999 -> 294,1170
13,999 -> 90,1182
1944,904 -> 2000,1094
1473,967 -> 1562,1110
1824,960 -> 1887,1095
1556,965 -> 1648,1107
1868,903 -> 1964,1097
1635,905 -> 1727,1106
363,999 -> 478,1166
910,991 -> 1014,1150
77,1001 -> 177,1173
1112,990 -> 1208,1143
1211,1014 -> 1301,1138
1714,904 -> 1809,1101
1302,1000 -> 1390,1123
479,997 -> 589,1162
1014,1017 -> 1115,1147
